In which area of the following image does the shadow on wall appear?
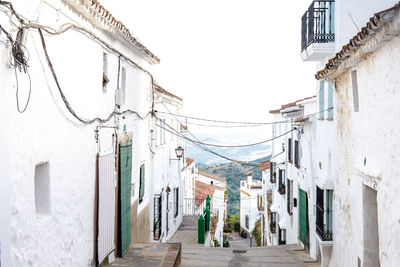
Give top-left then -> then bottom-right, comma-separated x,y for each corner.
131,199 -> 151,243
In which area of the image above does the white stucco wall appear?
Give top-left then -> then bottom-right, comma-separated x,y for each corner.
198,173 -> 226,188
331,28 -> 400,267
240,179 -> 262,234
151,98 -> 183,242
0,0 -> 156,265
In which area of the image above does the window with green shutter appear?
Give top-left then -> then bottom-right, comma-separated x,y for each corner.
328,82 -> 334,119
319,80 -> 325,119
139,164 -> 145,204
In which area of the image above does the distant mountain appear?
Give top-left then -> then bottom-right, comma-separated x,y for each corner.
199,156 -> 269,215
186,136 -> 271,165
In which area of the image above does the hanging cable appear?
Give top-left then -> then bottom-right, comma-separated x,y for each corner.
155,107 -> 334,127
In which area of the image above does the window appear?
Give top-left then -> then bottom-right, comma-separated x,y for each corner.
287,179 -> 293,215
174,187 -> 179,218
294,140 -> 300,167
153,195 -> 162,240
319,80 -> 325,119
270,161 -> 276,183
328,82 -> 334,119
34,162 -> 51,215
139,164 -> 145,203
316,186 -> 333,241
120,66 -> 126,105
278,169 -> 286,195
351,70 -> 359,112
102,52 -> 109,91
288,138 -> 292,162
245,215 -> 249,229
270,212 -> 276,233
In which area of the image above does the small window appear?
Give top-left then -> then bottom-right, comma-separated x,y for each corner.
174,187 -> 179,218
139,164 -> 145,203
328,82 -> 334,119
319,80 -> 325,119
294,140 -> 300,167
34,162 -> 51,215
245,215 -> 249,229
120,66 -> 126,105
288,138 -> 292,162
102,53 -> 109,91
351,70 -> 359,112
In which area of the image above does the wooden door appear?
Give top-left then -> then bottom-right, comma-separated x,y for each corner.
117,142 -> 132,257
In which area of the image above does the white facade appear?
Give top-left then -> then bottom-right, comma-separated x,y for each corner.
240,174 -> 262,236
264,98 -> 318,250
300,0 -> 399,266
316,5 -> 400,267
182,158 -> 199,215
151,85 -> 184,242
0,0 -> 184,266
198,171 -> 227,188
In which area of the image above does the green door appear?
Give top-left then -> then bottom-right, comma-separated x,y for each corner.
299,189 -> 308,246
118,142 -> 132,257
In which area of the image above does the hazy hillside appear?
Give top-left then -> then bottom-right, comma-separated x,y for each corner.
198,155 -> 271,215
187,136 -> 271,165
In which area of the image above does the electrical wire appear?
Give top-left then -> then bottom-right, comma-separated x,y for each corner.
0,1 -> 154,124
155,107 -> 334,127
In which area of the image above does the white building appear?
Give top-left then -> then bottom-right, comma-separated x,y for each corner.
198,171 -> 227,188
264,97 -> 317,248
0,0 -> 183,266
195,178 -> 226,247
300,0 -> 398,266
315,3 -> 400,266
240,173 -> 262,237
182,157 -> 199,215
151,83 -> 184,242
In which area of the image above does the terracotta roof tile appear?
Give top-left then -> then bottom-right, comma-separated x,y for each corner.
269,96 -> 316,113
89,0 -> 160,63
316,2 -> 400,80
258,160 -> 270,171
155,84 -> 182,101
195,180 -> 224,207
186,157 -> 194,166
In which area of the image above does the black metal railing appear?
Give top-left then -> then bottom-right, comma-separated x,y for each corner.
316,203 -> 333,241
301,0 -> 335,51
278,170 -> 286,195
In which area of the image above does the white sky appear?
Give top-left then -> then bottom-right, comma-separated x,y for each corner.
102,0 -> 317,138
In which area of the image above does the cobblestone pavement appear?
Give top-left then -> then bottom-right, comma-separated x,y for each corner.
170,216 -> 320,267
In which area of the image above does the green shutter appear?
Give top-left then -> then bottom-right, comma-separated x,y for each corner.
328,82 -> 334,118
118,142 -> 132,257
319,81 -> 325,119
299,189 -> 307,246
139,164 -> 145,202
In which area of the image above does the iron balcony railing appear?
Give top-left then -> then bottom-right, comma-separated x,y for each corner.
316,203 -> 333,241
301,0 -> 335,51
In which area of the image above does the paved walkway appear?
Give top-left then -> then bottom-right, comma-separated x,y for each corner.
170,216 -> 319,267
107,243 -> 181,267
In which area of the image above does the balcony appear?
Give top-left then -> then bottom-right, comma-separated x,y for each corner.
316,203 -> 333,241
301,0 -> 335,61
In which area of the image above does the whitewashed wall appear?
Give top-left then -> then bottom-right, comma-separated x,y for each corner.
0,0 -> 155,266
332,27 -> 400,267
151,98 -> 183,242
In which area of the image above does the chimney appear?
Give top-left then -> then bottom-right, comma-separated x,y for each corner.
247,172 -> 253,185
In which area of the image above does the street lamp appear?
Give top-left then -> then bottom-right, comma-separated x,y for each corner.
170,146 -> 184,161
175,146 -> 184,159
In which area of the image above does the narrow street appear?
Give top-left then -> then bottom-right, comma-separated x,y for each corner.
170,216 -> 319,267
